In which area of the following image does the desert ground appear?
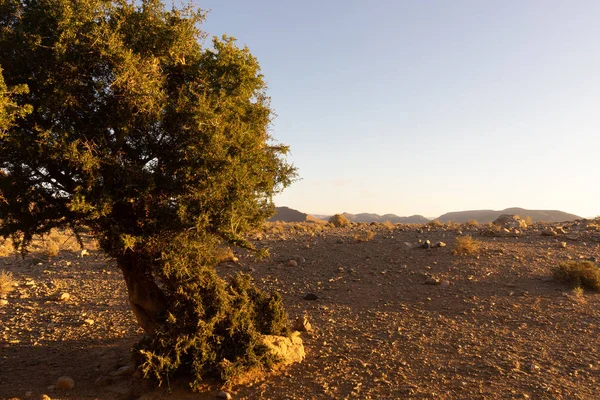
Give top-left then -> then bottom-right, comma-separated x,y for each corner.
1,218 -> 600,399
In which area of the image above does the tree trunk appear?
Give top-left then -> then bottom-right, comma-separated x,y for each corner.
118,256 -> 168,335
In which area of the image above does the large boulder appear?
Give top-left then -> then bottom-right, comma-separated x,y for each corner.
492,214 -> 527,229
262,332 -> 305,366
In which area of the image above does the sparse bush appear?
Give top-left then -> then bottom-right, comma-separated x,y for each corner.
44,239 -> 60,258
428,219 -> 443,228
466,219 -> 479,228
523,216 -> 533,226
452,236 -> 481,255
553,261 -> 600,291
352,230 -> 376,242
0,270 -> 16,297
445,220 -> 459,230
0,239 -> 14,257
381,221 -> 395,230
329,214 -> 351,228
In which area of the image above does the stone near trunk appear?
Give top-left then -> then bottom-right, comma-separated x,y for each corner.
55,376 -> 75,390
293,315 -> 312,332
262,332 -> 305,366
216,391 -> 232,399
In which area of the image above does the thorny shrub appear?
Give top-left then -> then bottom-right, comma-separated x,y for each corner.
553,261 -> 600,292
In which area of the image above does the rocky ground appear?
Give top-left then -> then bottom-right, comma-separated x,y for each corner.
1,218 -> 600,399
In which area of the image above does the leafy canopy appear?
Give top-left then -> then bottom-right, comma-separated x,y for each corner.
0,0 -> 295,256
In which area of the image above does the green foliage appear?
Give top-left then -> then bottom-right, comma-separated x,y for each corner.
0,0 -> 295,254
329,214 -> 350,228
135,232 -> 289,388
0,0 -> 295,386
553,261 -> 600,292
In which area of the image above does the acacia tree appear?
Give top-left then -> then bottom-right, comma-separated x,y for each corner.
0,0 -> 295,386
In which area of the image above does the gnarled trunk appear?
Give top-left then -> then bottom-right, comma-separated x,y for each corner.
118,256 -> 168,335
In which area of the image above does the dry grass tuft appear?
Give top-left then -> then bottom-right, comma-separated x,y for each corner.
553,261 -> 600,292
0,239 -> 14,257
466,219 -> 479,228
44,238 -> 60,258
452,236 -> 481,255
0,270 -> 16,297
381,221 -> 395,230
428,219 -> 443,228
352,230 -> 376,242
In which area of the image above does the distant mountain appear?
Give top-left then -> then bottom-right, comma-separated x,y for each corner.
436,207 -> 581,224
268,207 -> 325,223
341,212 -> 430,224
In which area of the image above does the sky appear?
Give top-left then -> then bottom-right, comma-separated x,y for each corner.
196,0 -> 600,218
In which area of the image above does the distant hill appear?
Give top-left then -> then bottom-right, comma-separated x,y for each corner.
307,212 -> 429,224
436,207 -> 581,224
268,207 -> 325,223
341,212 -> 430,224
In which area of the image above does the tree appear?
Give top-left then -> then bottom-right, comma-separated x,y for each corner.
0,0 -> 295,387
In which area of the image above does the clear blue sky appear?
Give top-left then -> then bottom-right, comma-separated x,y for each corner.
197,0 -> 600,218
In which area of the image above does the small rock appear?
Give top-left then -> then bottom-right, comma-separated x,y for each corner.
95,376 -> 113,387
440,280 -> 451,288
556,227 -> 567,234
288,259 -> 298,267
80,249 -> 89,257
40,395 -> 51,400
50,292 -> 70,302
112,364 -> 136,377
566,234 -> 579,241
83,318 -> 95,325
293,315 -> 312,332
424,277 -> 440,285
404,242 -> 415,249
0,299 -> 8,306
541,229 -> 557,237
216,390 -> 232,399
55,376 -> 75,390
421,240 -> 431,249
435,241 -> 446,248
25,280 -> 36,286
303,293 -> 319,301
560,242 -> 567,248
291,255 -> 306,263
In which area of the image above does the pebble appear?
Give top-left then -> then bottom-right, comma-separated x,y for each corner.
293,315 -> 312,332
95,376 -> 113,386
80,249 -> 89,257
217,391 -> 232,399
435,241 -> 447,248
541,229 -> 557,237
288,259 -> 298,267
303,293 -> 319,301
560,242 -> 567,248
291,255 -> 306,263
440,280 -> 451,288
421,240 -> 431,249
112,364 -> 136,376
40,395 -> 51,400
56,376 -> 75,390
83,318 -> 95,325
0,299 -> 8,306
424,277 -> 440,285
